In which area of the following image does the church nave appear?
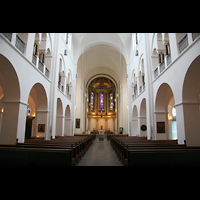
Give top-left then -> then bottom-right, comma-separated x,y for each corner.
78,136 -> 122,166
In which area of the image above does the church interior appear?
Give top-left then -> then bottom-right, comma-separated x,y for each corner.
0,33 -> 200,166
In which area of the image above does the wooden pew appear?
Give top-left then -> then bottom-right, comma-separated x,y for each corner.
107,134 -> 128,141
110,136 -> 180,164
0,146 -> 73,166
109,135 -> 200,166
127,148 -> 200,166
0,135 -> 95,166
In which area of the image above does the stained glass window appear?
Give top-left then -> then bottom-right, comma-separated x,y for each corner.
91,92 -> 94,110
110,93 -> 114,110
100,92 -> 104,110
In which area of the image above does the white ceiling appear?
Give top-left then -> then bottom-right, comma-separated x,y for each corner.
72,33 -> 132,63
72,33 -> 132,80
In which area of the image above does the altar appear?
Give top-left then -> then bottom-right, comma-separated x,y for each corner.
98,130 -> 105,135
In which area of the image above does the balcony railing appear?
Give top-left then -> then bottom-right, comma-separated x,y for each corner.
58,82 -> 61,89
32,54 -> 37,65
132,90 -> 138,101
67,92 -> 71,100
38,60 -> 44,72
159,60 -> 165,73
45,67 -> 49,78
179,34 -> 188,54
192,33 -> 200,41
143,82 -> 145,90
154,68 -> 158,79
139,86 -> 142,93
166,53 -> 171,66
1,33 -> 12,41
15,35 -> 25,54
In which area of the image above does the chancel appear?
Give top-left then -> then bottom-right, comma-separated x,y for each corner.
0,33 -> 200,166
86,77 -> 117,134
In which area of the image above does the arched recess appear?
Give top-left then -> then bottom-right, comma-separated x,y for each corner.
56,98 -> 64,137
139,98 -> 147,137
155,83 -> 176,140
26,83 -> 48,139
182,55 -> 200,146
131,105 -> 138,136
58,57 -> 65,92
138,55 -> 145,93
0,54 -> 21,144
65,105 -> 71,136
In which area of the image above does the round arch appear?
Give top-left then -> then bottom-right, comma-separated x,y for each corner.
181,54 -> 200,146
131,105 -> 138,136
155,83 -> 175,140
26,82 -> 48,139
65,105 -> 72,136
57,98 -> 63,116
28,82 -> 48,111
86,73 -> 118,89
155,82 -> 175,112
75,35 -> 128,65
182,54 -> 200,103
0,54 -> 21,144
0,54 -> 20,101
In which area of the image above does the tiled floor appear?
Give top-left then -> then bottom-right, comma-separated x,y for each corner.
78,136 -> 122,166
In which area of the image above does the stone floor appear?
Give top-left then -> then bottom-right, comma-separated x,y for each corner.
78,136 -> 122,166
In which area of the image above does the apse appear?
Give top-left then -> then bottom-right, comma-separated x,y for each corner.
87,77 -> 117,133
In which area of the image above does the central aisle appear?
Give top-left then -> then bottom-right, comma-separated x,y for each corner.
78,136 -> 122,166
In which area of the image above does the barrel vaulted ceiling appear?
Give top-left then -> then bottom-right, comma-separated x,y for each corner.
72,33 -> 132,80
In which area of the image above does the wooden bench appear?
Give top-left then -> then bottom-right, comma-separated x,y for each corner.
110,136 -> 182,164
127,148 -> 200,166
0,146 -> 73,166
0,135 -> 95,166
107,134 -> 128,140
109,135 -> 200,166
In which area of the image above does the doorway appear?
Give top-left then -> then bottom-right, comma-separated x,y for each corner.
25,116 -> 35,139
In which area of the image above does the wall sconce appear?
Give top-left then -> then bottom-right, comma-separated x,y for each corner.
64,49 -> 67,56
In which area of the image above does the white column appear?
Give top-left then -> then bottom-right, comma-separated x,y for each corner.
176,102 -> 200,146
56,115 -> 65,137
187,33 -> 193,46
17,102 -> 28,143
169,33 -> 179,62
11,33 -> 17,46
0,101 -> 27,144
65,118 -> 71,136
174,103 -> 185,144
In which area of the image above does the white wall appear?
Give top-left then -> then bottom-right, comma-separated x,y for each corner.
1,33 -> 200,146
0,33 -> 75,144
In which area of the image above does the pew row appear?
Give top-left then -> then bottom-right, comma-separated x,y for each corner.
109,135 -> 200,166
0,134 -> 96,166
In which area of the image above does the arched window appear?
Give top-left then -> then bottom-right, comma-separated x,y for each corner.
91,92 -> 94,110
100,92 -> 104,110
110,93 -> 114,110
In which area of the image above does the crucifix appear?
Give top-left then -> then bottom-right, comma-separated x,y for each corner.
98,107 -> 105,118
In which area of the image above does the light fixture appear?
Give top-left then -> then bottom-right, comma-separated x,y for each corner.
64,49 -> 67,56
